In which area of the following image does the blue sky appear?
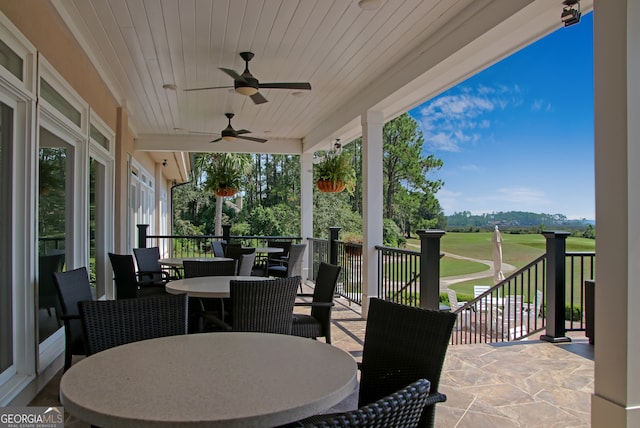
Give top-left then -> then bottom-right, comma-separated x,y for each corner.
409,12 -> 594,220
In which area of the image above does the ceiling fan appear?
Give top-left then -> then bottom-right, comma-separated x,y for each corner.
191,113 -> 267,143
184,52 -> 311,104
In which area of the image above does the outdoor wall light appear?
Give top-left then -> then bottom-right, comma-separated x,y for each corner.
561,0 -> 581,27
162,159 -> 168,167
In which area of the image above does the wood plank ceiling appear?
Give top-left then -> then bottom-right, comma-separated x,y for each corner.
54,1 -> 479,146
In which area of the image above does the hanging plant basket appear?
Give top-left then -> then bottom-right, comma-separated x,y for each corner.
316,180 -> 346,193
214,187 -> 237,197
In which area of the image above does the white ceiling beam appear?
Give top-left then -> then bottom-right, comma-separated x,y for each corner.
135,134 -> 303,155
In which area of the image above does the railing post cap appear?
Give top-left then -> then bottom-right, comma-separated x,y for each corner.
541,231 -> 571,238
416,229 -> 446,238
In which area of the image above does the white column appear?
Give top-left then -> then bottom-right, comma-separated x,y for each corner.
592,1 -> 640,426
361,110 -> 384,317
300,152 -> 314,280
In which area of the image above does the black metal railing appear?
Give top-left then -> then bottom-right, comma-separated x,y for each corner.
376,245 -> 420,306
449,250 -> 596,345
336,241 -> 363,304
139,225 -> 594,345
565,251 -> 596,332
449,255 -> 546,345
308,237 -> 329,280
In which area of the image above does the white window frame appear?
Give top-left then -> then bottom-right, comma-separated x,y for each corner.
129,158 -> 155,252
36,54 -> 89,373
0,11 -> 37,406
88,109 -> 115,299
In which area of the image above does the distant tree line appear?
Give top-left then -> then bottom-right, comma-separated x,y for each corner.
446,211 -> 595,239
172,113 -> 446,246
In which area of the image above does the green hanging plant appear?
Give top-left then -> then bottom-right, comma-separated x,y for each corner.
314,148 -> 356,193
206,154 -> 250,197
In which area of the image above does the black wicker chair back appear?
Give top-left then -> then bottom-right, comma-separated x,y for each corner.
78,293 -> 188,355
133,246 -> 176,284
108,253 -> 166,299
267,243 -> 306,277
52,267 -> 93,371
237,252 -> 257,276
302,378 -> 431,428
230,276 -> 300,334
358,298 -> 457,427
183,259 -> 237,278
268,240 -> 291,261
211,240 -> 226,257
292,262 -> 342,343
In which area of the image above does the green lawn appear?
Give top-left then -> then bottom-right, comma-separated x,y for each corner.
406,232 -> 596,298
440,256 -> 488,277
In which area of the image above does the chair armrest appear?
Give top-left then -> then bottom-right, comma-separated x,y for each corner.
296,293 -> 314,298
294,302 -> 334,308
311,302 -> 334,308
60,314 -> 80,321
424,391 -> 447,406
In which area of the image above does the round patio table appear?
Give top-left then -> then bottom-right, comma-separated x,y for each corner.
165,275 -> 270,298
158,256 -> 233,267
60,332 -> 358,427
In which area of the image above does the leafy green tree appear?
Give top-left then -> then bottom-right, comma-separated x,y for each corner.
313,191 -> 362,238
382,113 -> 443,232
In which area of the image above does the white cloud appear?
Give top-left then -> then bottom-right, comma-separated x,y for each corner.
416,84 -> 522,152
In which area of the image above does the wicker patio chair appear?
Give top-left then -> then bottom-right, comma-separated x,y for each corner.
182,259 -> 237,277
52,267 -> 94,371
267,243 -> 306,293
108,253 -> 167,299
291,262 -> 342,343
267,240 -> 292,262
302,378 -> 431,428
237,252 -> 257,276
211,240 -> 226,257
228,276 -> 300,334
78,293 -> 188,355
133,246 -> 178,284
357,298 -> 456,427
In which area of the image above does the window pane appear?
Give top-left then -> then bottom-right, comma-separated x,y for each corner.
0,101 -> 13,373
40,79 -> 81,127
38,131 -> 68,343
90,124 -> 109,151
0,39 -> 22,80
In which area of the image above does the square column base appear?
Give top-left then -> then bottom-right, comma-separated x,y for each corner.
540,334 -> 572,343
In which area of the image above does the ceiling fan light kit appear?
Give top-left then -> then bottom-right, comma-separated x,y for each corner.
235,86 -> 258,96
185,51 -> 311,105
358,0 -> 382,11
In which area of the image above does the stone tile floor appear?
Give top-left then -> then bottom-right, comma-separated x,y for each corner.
30,285 -> 593,427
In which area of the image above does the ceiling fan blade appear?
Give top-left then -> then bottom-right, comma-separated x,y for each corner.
238,135 -> 267,143
250,92 -> 268,104
258,82 -> 311,90
210,137 -> 223,143
184,85 -> 233,92
219,67 -> 243,81
235,129 -> 251,135
189,130 -> 218,135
